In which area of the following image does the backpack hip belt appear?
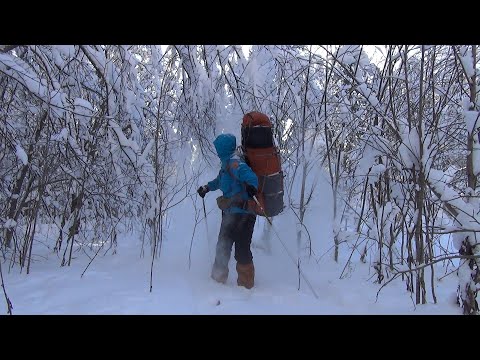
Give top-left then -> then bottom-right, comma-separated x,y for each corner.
216,196 -> 255,212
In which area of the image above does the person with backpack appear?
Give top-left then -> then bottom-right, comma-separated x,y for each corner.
197,133 -> 258,289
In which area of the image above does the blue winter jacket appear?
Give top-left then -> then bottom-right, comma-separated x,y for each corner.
207,133 -> 258,215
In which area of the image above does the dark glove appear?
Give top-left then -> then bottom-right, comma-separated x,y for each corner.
246,184 -> 257,198
197,185 -> 209,198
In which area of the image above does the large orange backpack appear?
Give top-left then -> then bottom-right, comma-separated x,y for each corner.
240,111 -> 284,217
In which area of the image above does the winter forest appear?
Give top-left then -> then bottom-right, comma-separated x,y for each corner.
0,45 -> 479,315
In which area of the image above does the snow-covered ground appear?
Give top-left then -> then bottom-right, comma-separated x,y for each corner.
2,189 -> 461,315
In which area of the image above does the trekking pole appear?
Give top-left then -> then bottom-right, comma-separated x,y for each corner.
252,196 -> 273,226
202,197 -> 207,222
202,197 -> 212,260
252,195 -> 319,299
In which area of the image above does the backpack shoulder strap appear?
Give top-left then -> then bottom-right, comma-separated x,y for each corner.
226,158 -> 249,196
225,160 -> 255,212
226,163 -> 233,179
225,158 -> 238,181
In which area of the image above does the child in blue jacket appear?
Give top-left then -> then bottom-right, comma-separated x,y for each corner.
197,133 -> 258,289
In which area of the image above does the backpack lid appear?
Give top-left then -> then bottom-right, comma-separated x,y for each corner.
242,111 -> 271,127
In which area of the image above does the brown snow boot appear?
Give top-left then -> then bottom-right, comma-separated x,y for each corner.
236,262 -> 255,289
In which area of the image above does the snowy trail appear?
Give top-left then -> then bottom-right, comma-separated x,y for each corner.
3,237 -> 460,314
2,193 -> 462,315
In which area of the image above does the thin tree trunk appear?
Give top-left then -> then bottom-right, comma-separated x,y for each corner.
296,46 -> 313,255
3,111 -> 47,249
414,46 -> 426,305
457,45 -> 479,314
0,258 -> 13,314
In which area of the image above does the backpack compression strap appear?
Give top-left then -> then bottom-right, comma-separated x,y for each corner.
225,161 -> 255,212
